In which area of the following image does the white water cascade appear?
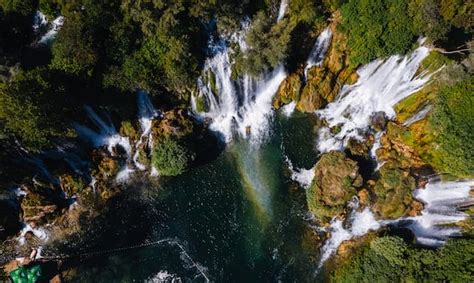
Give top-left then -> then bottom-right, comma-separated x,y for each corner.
393,180 -> 474,247
37,15 -> 64,45
193,33 -> 286,144
318,180 -> 473,267
316,45 -> 432,153
304,27 -> 332,79
318,204 -> 380,267
133,91 -> 161,171
284,155 -> 315,189
74,106 -> 132,156
277,0 -> 288,22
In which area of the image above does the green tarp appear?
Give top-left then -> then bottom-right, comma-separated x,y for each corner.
9,265 -> 42,283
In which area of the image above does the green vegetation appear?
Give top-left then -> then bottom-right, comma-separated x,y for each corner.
340,0 -> 416,67
329,236 -> 474,282
0,68 -> 76,151
429,76 -> 474,178
151,137 -> 194,177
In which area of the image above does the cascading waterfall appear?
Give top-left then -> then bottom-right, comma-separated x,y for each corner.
391,180 -> 474,247
75,92 -> 160,182
133,91 -> 161,171
74,106 -> 132,156
316,45 -> 432,153
194,38 -> 286,143
304,27 -> 332,79
402,105 -> 432,127
318,180 -> 473,266
318,199 -> 380,267
276,0 -> 288,22
37,15 -> 64,45
32,11 -> 47,33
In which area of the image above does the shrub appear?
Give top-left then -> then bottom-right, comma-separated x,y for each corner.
429,76 -> 474,178
340,0 -> 416,67
151,137 -> 193,176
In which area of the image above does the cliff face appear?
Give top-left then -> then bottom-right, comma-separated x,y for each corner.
274,14 -> 358,113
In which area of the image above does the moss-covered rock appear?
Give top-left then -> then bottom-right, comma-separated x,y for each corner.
371,161 -> 418,219
306,151 -> 362,223
274,73 -> 302,109
152,108 -> 194,140
274,16 -> 358,113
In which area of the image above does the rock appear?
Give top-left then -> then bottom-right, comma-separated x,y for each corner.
371,161 -> 417,219
153,108 -> 194,139
370,111 -> 388,131
357,189 -> 371,207
274,73 -> 302,109
273,19 -> 357,113
306,151 -> 363,223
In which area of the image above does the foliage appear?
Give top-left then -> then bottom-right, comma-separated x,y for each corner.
340,0 -> 416,67
440,0 -> 474,30
51,12 -> 98,77
235,11 -> 294,75
409,0 -> 450,42
429,76 -> 474,178
0,0 -> 37,55
151,137 -> 193,176
0,0 -> 36,16
330,236 -> 474,282
0,68 -> 76,151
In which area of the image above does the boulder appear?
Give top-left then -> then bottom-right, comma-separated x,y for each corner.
306,151 -> 363,223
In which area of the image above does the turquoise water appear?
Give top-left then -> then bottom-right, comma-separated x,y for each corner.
60,111 -> 322,282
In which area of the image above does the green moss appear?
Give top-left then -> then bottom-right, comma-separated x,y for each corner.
119,121 -> 138,140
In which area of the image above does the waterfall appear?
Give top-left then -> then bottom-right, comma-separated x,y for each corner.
193,30 -> 286,144
37,15 -> 64,45
318,180 -> 473,267
32,11 -> 47,34
277,0 -> 288,22
133,91 -> 161,171
280,101 -> 296,117
403,105 -> 432,127
393,180 -> 474,247
304,27 -> 332,79
318,203 -> 380,267
316,45 -> 432,153
370,131 -> 385,170
74,106 -> 132,156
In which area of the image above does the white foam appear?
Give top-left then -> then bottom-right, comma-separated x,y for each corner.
38,16 -> 64,44
276,0 -> 288,22
280,101 -> 296,117
193,26 -> 286,144
17,223 -> 48,246
316,46 -> 432,153
304,28 -> 332,79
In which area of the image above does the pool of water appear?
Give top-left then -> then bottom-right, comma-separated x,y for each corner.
58,111 -> 323,282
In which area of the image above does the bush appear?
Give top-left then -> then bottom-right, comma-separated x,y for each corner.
0,68 -> 75,151
330,236 -> 474,282
340,0 -> 416,67
151,137 -> 193,176
429,76 -> 474,178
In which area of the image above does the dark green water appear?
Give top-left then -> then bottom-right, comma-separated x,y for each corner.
61,111 -> 322,282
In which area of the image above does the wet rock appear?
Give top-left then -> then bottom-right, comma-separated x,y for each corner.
306,151 -> 363,223
153,108 -> 194,139
274,73 -> 302,109
370,111 -> 388,131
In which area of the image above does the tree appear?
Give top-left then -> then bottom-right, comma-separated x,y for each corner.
0,69 -> 75,151
340,0 -> 416,67
151,137 -> 193,176
429,76 -> 474,178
